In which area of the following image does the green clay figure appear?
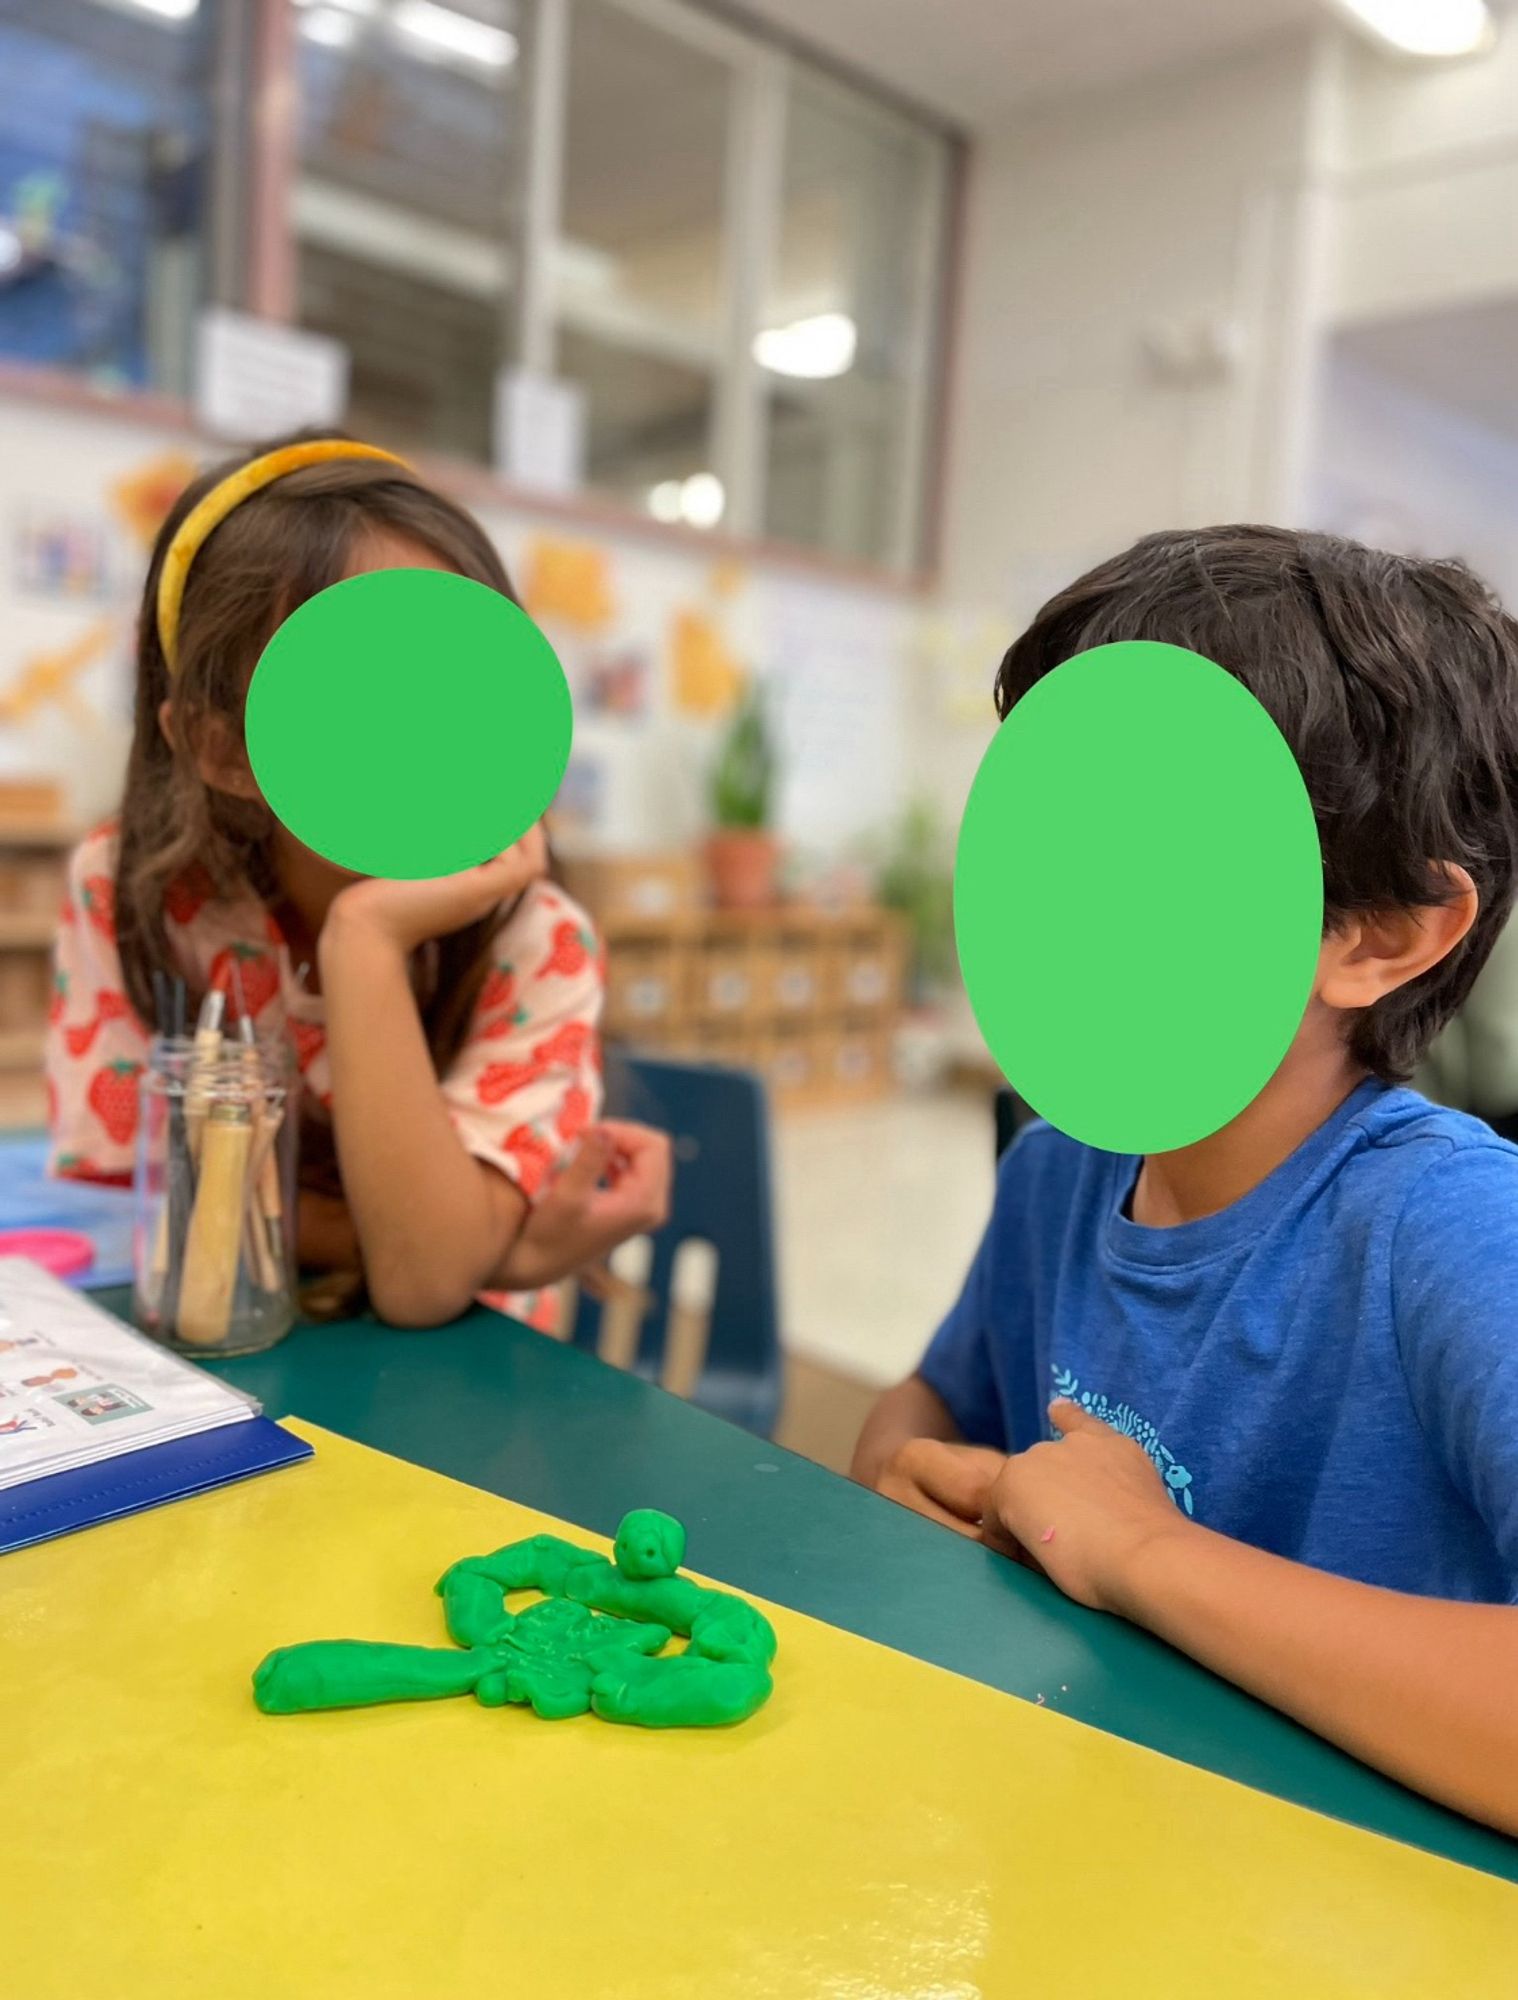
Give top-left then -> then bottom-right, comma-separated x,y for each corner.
252,1509 -> 777,1733
253,1640 -> 492,1714
613,1508 -> 686,1579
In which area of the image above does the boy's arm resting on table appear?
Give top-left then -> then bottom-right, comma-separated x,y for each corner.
852,1376 -> 1008,1537
986,1402 -> 1518,1838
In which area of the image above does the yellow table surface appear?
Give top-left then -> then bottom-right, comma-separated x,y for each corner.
6,1422 -> 1514,1998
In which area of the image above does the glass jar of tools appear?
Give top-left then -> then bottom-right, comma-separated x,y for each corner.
134,1031 -> 297,1356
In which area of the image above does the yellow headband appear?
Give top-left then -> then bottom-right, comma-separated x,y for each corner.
155,439 -> 410,672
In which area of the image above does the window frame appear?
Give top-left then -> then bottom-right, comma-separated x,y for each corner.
1,0 -> 963,586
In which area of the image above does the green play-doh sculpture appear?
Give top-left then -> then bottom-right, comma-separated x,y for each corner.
252,1509 -> 776,1731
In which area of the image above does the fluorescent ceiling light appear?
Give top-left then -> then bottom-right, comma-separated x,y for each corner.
1326,0 -> 1494,57
753,311 -> 858,380
300,5 -> 359,47
294,0 -> 378,13
392,0 -> 518,70
0,225 -> 23,277
93,0 -> 199,21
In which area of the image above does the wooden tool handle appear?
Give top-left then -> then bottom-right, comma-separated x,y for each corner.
176,1103 -> 252,1348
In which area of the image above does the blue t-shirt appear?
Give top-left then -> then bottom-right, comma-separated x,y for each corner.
920,1081 -> 1518,1603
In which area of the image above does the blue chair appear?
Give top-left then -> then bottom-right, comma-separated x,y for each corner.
570,1055 -> 782,1438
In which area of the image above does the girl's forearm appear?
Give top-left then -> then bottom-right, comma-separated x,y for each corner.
1120,1522 -> 1518,1836
297,1188 -> 360,1269
318,906 -> 526,1324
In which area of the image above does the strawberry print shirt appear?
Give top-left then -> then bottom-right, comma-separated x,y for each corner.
47,826 -> 604,1329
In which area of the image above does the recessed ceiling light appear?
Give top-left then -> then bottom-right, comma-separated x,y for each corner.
647,480 -> 684,525
1326,0 -> 1494,58
679,473 -> 726,530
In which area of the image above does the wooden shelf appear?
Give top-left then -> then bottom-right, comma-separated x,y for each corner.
0,818 -> 79,850
0,1030 -> 44,1069
0,913 -> 55,949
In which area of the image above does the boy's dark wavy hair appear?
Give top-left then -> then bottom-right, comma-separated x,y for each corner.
995,525 -> 1518,1082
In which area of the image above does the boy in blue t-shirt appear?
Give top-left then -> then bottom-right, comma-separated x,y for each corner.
854,526 -> 1518,1836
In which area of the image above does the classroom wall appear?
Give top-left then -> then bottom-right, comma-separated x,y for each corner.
937,35 -> 1321,614
1326,29 -> 1518,327
1312,350 -> 1518,607
0,386 -> 914,866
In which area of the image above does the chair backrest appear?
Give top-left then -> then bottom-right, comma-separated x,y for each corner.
570,1056 -> 782,1436
994,1085 -> 1037,1161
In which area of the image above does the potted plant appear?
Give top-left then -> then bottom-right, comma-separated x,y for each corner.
876,799 -> 956,1005
706,688 -> 779,909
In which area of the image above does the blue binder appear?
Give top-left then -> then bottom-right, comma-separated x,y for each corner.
0,1415 -> 313,1556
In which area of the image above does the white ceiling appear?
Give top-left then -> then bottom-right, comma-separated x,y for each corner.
1337,300 -> 1518,443
730,0 -> 1322,127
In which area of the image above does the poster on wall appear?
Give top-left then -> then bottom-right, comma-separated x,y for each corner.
12,506 -> 116,601
195,309 -> 349,443
494,369 -> 586,497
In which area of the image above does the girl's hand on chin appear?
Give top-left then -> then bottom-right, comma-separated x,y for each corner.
323,825 -> 548,956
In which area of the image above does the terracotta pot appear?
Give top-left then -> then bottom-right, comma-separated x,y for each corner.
706,829 -> 780,910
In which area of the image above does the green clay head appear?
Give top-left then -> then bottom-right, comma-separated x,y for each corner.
613,1509 -> 686,1580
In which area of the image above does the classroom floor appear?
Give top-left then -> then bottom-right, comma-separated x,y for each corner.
770,1087 -> 995,1472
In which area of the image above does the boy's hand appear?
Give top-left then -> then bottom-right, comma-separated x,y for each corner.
875,1438 -> 1008,1538
325,827 -> 548,956
981,1400 -> 1192,1612
494,1121 -> 672,1290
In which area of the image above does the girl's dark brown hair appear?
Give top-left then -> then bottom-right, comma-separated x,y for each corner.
995,525 -> 1518,1082
116,428 -> 515,1077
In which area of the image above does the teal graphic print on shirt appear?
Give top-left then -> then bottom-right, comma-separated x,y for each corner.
1050,1365 -> 1196,1516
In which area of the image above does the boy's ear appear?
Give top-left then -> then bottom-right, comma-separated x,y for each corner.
1318,864 -> 1478,1013
158,697 -> 261,802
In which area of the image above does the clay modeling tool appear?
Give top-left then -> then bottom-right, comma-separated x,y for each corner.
176,1099 -> 253,1347
149,975 -> 193,1326
185,984 -> 226,1164
231,965 -> 286,1291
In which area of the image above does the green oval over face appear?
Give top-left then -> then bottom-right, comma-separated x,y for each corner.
954,641 -> 1324,1154
245,568 -> 572,880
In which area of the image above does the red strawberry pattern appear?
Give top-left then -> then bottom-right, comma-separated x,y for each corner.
535,920 -> 594,981
555,1085 -> 593,1145
47,972 -> 67,1027
97,989 -> 131,1025
81,875 -> 115,940
209,942 -> 280,1018
479,965 -> 517,1016
164,862 -> 214,927
87,1058 -> 142,1147
501,1123 -> 555,1198
532,1020 -> 593,1072
65,1017 -> 102,1059
290,1019 -> 326,1075
476,1058 -> 545,1106
479,1011 -> 530,1040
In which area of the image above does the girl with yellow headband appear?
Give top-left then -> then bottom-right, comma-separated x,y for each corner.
46,431 -> 670,1328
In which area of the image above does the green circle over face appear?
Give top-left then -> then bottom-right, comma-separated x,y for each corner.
245,568 -> 572,879
954,640 -> 1323,1154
